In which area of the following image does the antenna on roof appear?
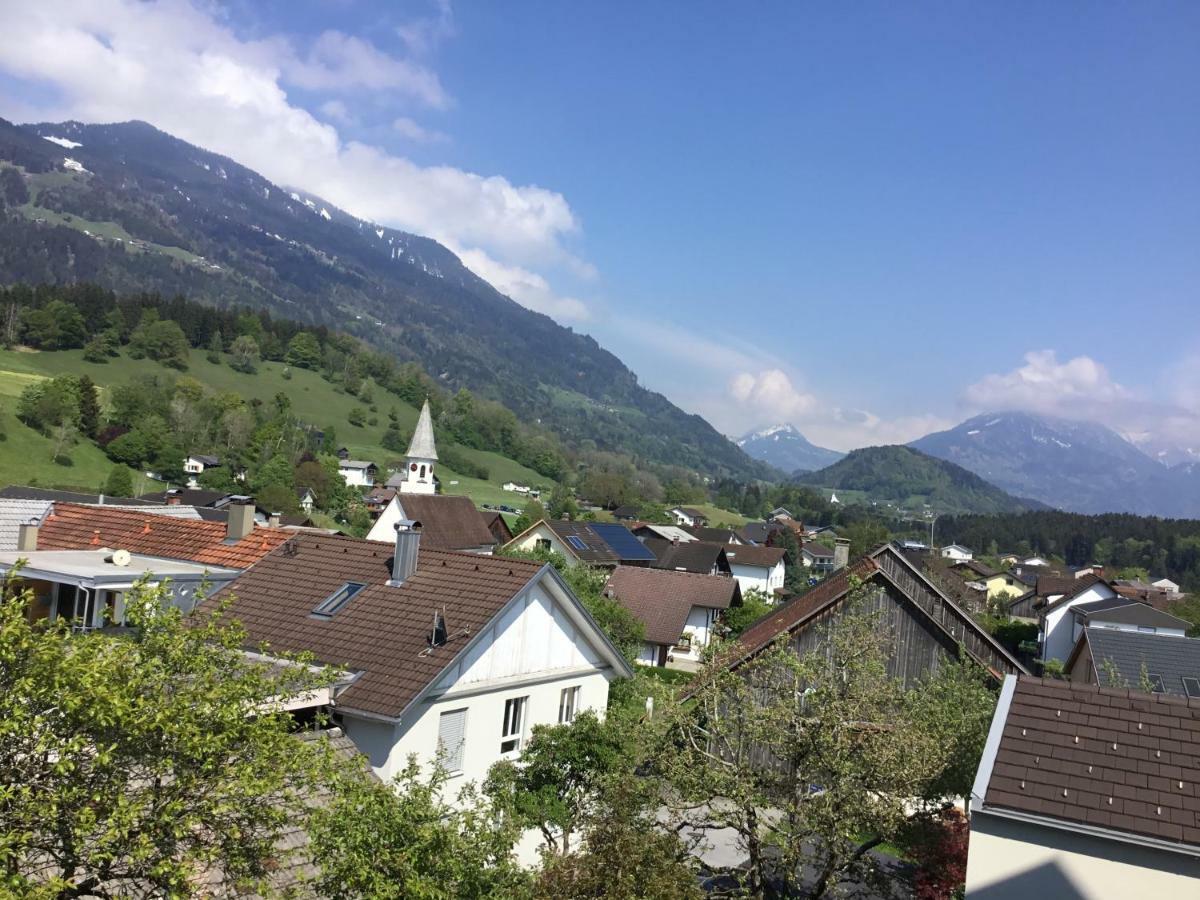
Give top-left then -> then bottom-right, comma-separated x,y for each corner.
429,608 -> 448,648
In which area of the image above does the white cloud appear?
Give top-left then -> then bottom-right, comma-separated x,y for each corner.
964,350 -> 1132,415
0,0 -> 589,323
318,99 -> 354,125
454,245 -> 589,321
392,115 -> 449,144
729,369 -> 817,424
396,0 -> 457,56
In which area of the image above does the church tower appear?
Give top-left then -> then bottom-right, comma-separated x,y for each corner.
400,399 -> 438,495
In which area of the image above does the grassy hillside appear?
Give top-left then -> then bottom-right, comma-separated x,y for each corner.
0,347 -> 554,508
795,445 -> 1038,516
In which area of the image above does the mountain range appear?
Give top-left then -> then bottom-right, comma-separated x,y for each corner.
0,117 -> 772,482
793,445 -> 1041,516
735,424 -> 843,474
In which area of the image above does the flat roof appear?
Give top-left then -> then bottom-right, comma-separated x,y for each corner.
0,549 -> 239,585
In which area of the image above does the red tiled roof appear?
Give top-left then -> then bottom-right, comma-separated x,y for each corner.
604,566 -> 740,646
197,533 -> 546,718
38,503 -> 291,570
982,676 -> 1200,848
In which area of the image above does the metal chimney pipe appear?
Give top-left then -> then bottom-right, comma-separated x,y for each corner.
390,519 -> 422,586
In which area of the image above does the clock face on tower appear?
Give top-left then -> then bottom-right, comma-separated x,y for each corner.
410,463 -> 418,471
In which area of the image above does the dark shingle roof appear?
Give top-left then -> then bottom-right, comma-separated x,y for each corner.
604,566 -> 740,646
644,539 -> 729,575
393,495 -> 497,551
141,489 -> 231,507
980,676 -> 1200,848
723,544 -> 787,569
0,485 -> 162,506
685,526 -> 741,544
803,543 -> 835,559
1074,629 -> 1200,698
1073,598 -> 1190,631
198,533 -> 546,718
544,520 -> 620,564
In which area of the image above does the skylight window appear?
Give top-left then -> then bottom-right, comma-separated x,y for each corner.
1184,677 -> 1200,699
311,582 -> 366,619
1148,673 -> 1166,694
566,535 -> 587,551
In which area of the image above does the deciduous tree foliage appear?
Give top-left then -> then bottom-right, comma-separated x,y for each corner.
0,578 -> 345,898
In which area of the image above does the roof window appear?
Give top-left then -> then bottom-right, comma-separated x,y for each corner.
1148,673 -> 1166,694
566,535 -> 587,551
311,582 -> 366,619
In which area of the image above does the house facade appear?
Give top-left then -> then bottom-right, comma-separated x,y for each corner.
966,675 -> 1200,897
338,460 -> 378,488
667,507 -> 708,528
197,531 -> 633,791
723,544 -> 787,596
365,493 -> 497,554
940,543 -> 973,562
1037,576 -> 1118,664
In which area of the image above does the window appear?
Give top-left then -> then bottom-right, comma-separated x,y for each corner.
311,582 -> 366,618
1138,626 -> 1156,634
558,686 -> 580,724
1148,673 -> 1166,693
500,696 -> 527,753
1183,677 -> 1200,699
535,538 -> 552,551
566,535 -> 587,551
438,708 -> 468,774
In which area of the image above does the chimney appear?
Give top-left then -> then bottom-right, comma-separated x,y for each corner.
833,538 -> 851,572
17,521 -> 38,552
390,519 -> 422,586
226,500 -> 255,542
269,512 -> 281,528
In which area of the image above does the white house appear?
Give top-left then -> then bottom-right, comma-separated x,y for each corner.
296,487 -> 317,514
1022,555 -> 1049,567
1152,577 -> 1181,594
604,566 -> 741,667
966,675 -> 1200,897
801,543 -> 836,573
502,482 -> 531,495
338,459 -> 378,488
198,529 -> 633,795
723,544 -> 787,596
183,454 -> 221,488
366,493 -> 497,554
1037,576 -> 1119,664
667,507 -> 707,528
940,543 -> 974,562
394,399 -> 438,495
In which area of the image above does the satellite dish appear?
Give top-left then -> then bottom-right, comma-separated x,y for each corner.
110,549 -> 132,567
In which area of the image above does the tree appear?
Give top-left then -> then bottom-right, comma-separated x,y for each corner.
658,599 -> 995,898
546,483 -> 578,521
206,331 -> 224,364
82,334 -> 110,363
381,422 -> 407,452
0,578 -> 346,897
76,374 -> 100,439
285,331 -> 322,369
254,454 -> 296,493
531,779 -> 702,900
102,465 -> 135,498
307,759 -> 528,900
512,498 -> 546,535
485,710 -> 630,855
347,406 -> 367,427
229,334 -> 260,373
721,588 -> 774,637
129,318 -> 190,369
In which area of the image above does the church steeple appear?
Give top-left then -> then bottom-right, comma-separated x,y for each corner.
400,399 -> 438,494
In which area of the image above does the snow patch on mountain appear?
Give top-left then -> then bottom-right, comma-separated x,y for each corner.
43,135 -> 82,149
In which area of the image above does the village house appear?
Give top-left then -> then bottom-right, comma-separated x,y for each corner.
506,519 -> 656,568
196,526 -> 633,792
801,542 -> 836,574
610,504 -> 640,521
1034,574 -> 1123,664
667,506 -> 708,528
722,543 -> 787,596
367,493 -> 498,554
1066,627 -> 1199,695
296,487 -> 317,514
603,565 -> 741,668
631,523 -> 696,544
182,453 -> 222,488
480,510 -> 514,546
965,676 -> 1200,896
643,538 -> 732,577
940,543 -> 974,562
684,525 -> 744,545
0,501 -> 287,628
337,459 -> 378,488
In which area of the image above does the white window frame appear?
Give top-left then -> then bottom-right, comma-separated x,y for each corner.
437,707 -> 468,775
501,696 -> 528,754
558,686 -> 580,724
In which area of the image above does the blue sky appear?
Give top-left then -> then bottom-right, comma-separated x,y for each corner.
2,2 -> 1199,450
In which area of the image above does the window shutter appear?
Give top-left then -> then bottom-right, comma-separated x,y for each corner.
438,708 -> 467,773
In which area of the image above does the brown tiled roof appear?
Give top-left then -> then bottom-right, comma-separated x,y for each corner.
604,566 -> 740,646
1035,574 -> 1079,598
544,520 -> 620,564
1038,573 -> 1108,612
197,533 -> 545,718
393,495 -> 497,551
723,544 -> 787,569
982,676 -> 1200,849
38,503 -> 291,570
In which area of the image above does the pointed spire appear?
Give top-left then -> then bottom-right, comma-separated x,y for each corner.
405,399 -> 438,461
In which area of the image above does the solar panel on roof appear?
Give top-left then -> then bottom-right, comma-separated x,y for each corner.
592,523 -> 656,561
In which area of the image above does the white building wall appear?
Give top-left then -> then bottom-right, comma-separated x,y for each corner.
730,561 -> 784,596
507,523 -> 578,566
966,811 -> 1200,898
339,467 -> 373,487
1042,584 -> 1116,663
636,642 -> 662,666
366,496 -> 403,543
